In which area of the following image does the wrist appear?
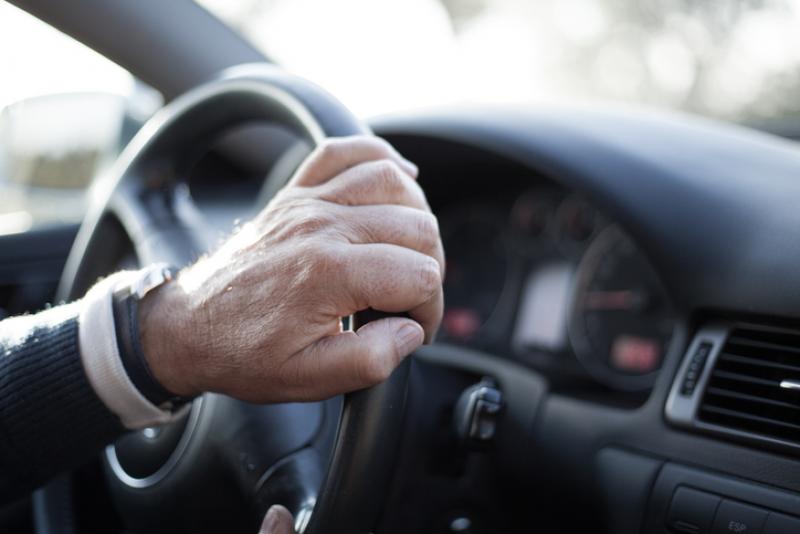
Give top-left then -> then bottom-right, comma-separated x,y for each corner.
138,278 -> 200,399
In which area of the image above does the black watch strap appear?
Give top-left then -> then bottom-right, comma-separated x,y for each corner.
112,271 -> 191,410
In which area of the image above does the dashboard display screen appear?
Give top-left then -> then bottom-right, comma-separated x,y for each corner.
513,262 -> 573,351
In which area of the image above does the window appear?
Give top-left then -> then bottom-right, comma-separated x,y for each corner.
0,3 -> 160,234
199,0 -> 800,123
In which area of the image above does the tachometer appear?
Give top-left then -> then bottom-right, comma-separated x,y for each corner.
568,225 -> 675,390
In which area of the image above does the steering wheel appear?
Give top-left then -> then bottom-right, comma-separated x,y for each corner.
32,65 -> 410,534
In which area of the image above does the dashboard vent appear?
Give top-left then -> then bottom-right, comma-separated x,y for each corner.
698,326 -> 800,446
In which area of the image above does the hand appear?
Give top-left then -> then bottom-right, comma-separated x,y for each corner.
139,136 -> 445,403
259,505 -> 294,534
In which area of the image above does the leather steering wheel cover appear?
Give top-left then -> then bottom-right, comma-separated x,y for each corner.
35,65 -> 410,534
57,65 -> 369,301
304,357 -> 411,534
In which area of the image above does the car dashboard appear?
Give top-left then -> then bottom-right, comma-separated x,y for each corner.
57,104 -> 800,533
371,108 -> 800,533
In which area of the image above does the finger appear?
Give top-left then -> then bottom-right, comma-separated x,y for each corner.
260,505 -> 295,534
335,244 -> 442,322
282,317 -> 424,399
410,287 -> 444,344
314,158 -> 428,210
290,136 -> 418,186
338,205 -> 445,276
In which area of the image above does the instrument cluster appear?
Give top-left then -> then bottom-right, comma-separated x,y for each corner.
438,188 -> 675,392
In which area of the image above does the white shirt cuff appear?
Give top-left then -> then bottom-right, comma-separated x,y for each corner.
77,271 -> 181,429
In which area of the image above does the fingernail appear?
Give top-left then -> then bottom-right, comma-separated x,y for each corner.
395,322 -> 424,356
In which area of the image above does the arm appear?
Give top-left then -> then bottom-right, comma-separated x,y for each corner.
0,303 -> 123,499
0,136 -> 444,503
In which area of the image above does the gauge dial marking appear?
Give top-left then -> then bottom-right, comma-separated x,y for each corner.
569,225 -> 675,390
583,290 -> 647,311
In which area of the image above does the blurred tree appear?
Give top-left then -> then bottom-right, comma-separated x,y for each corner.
438,0 -> 489,30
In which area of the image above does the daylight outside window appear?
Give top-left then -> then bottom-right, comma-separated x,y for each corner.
0,3 -> 160,234
4,0 -> 800,235
199,0 -> 800,122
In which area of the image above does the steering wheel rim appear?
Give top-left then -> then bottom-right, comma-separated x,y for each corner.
34,64 -> 410,534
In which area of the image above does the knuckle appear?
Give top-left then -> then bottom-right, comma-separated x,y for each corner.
312,139 -> 346,166
373,136 -> 393,149
356,349 -> 393,384
367,136 -> 395,156
417,256 -> 442,295
371,159 -> 405,189
308,243 -> 345,279
316,139 -> 341,159
349,217 -> 379,244
291,204 -> 332,236
414,212 -> 440,251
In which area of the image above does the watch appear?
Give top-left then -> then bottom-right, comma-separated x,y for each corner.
111,263 -> 192,411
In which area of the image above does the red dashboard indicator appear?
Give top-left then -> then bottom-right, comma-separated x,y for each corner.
611,335 -> 661,374
583,289 -> 641,311
443,307 -> 482,341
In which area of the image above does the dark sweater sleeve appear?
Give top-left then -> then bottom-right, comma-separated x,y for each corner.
0,302 -> 124,502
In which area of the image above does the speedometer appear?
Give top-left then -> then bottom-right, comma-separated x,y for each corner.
568,225 -> 675,390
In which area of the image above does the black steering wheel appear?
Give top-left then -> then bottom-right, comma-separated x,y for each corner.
33,65 -> 410,534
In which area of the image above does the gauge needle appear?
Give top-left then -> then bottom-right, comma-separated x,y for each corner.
583,290 -> 644,311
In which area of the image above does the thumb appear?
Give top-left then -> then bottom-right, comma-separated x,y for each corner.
260,505 -> 295,534
282,317 -> 424,400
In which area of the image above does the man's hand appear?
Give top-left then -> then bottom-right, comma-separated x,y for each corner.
139,136 -> 444,403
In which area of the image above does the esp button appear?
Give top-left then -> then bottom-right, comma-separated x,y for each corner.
711,500 -> 767,534
667,487 -> 720,533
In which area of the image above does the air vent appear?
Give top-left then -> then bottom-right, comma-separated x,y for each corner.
698,326 -> 800,446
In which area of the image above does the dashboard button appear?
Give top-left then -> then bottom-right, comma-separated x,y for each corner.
711,500 -> 767,534
681,342 -> 711,395
667,487 -> 720,533
763,513 -> 800,534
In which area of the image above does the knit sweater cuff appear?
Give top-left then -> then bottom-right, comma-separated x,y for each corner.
0,303 -> 123,498
79,271 -> 180,429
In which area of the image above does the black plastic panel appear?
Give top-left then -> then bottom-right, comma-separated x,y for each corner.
645,462 -> 800,533
0,224 -> 78,315
596,448 -> 663,534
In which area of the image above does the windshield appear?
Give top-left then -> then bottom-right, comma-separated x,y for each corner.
198,0 -> 800,123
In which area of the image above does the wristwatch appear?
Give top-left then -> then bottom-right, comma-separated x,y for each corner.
111,264 -> 192,411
